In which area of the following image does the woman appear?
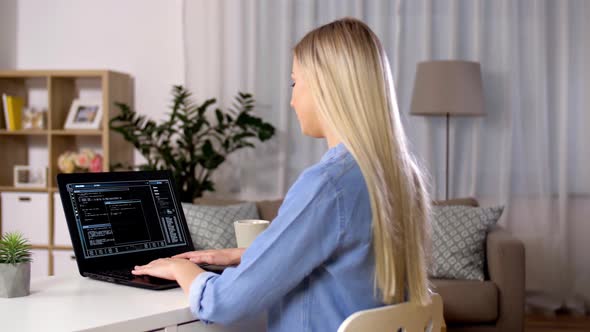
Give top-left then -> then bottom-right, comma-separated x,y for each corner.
132,17 -> 432,331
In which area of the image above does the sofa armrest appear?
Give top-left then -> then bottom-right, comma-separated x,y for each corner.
486,226 -> 525,332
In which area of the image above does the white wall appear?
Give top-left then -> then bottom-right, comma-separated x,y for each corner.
0,0 -> 17,68
15,0 -> 186,162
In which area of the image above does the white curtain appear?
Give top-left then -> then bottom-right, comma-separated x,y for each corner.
183,0 -> 590,311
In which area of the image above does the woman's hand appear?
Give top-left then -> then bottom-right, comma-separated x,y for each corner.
132,258 -> 195,280
173,248 -> 245,266
132,258 -> 204,294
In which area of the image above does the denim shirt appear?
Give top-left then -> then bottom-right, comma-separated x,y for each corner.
189,143 -> 383,331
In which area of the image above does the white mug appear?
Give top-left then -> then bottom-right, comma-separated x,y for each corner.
234,219 -> 270,248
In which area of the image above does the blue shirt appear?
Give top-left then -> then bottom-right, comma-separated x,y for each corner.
189,142 -> 383,331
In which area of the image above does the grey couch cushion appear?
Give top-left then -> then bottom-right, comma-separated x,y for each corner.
431,279 -> 499,323
182,202 -> 259,250
429,205 -> 504,280
193,197 -> 284,223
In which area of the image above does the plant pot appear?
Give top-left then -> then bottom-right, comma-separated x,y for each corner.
0,262 -> 31,298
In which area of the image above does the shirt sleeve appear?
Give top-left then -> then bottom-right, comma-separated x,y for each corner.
188,165 -> 344,325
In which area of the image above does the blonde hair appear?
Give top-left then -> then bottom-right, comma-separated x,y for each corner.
294,18 -> 432,305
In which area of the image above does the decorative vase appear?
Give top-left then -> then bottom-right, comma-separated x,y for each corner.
0,262 -> 31,298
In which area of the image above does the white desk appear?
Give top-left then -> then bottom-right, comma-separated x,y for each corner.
0,273 -> 266,332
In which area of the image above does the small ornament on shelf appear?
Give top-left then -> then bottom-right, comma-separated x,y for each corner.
57,149 -> 103,174
22,107 -> 47,130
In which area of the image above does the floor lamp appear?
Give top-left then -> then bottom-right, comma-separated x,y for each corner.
410,60 -> 485,201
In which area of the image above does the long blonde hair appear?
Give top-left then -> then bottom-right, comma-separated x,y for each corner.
294,18 -> 432,305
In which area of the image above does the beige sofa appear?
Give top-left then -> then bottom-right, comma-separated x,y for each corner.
195,197 -> 525,332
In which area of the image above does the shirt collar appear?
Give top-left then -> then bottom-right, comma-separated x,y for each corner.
320,142 -> 347,162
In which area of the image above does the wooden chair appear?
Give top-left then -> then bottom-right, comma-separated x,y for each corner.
337,294 -> 446,332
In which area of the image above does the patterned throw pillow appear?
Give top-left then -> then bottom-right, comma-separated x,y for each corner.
182,202 -> 260,250
429,205 -> 504,280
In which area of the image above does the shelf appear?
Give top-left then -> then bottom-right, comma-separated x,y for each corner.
51,129 -> 103,136
0,186 -> 49,192
52,245 -> 74,251
0,69 -> 125,78
0,129 -> 103,136
0,130 -> 49,136
0,69 -> 132,278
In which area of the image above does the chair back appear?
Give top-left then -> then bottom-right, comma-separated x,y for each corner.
337,293 -> 445,332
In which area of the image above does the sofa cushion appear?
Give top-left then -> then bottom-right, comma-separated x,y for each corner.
194,197 -> 284,223
429,205 -> 504,280
195,197 -> 480,222
432,279 -> 499,323
256,199 -> 284,221
182,202 -> 259,250
193,197 -> 244,205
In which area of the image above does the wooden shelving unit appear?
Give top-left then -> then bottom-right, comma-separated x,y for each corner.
51,129 -> 103,136
0,70 -> 133,276
0,186 -> 49,192
0,130 -> 49,136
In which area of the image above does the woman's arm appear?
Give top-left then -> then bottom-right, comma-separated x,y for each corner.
133,248 -> 246,294
190,166 -> 343,325
173,248 -> 246,266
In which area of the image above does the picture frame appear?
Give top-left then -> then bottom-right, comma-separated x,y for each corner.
64,98 -> 102,129
13,165 -> 47,188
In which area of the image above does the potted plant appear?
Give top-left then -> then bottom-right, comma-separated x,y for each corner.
0,232 -> 32,298
110,85 -> 275,202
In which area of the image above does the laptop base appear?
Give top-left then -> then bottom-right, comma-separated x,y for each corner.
85,272 -> 179,290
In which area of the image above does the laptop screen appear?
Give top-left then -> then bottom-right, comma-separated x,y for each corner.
65,179 -> 189,259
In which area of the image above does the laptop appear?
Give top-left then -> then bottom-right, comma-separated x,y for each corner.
57,170 -> 226,290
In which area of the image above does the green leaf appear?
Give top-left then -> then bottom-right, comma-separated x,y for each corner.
258,123 -> 275,140
232,132 -> 256,142
0,232 -> 32,264
201,179 -> 215,191
201,154 -> 225,169
198,99 -> 216,116
202,140 -> 214,158
215,109 -> 224,125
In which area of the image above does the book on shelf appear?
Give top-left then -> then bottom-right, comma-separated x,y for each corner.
1,94 -> 24,131
0,97 -> 5,129
0,94 -> 7,130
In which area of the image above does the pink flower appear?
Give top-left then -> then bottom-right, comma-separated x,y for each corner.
75,154 -> 90,168
89,154 -> 103,173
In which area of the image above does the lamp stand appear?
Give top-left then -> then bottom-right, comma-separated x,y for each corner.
445,113 -> 450,201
